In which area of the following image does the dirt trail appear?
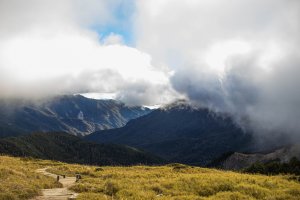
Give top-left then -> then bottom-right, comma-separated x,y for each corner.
31,168 -> 78,200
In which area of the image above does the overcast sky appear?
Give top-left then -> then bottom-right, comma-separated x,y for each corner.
0,0 -> 300,140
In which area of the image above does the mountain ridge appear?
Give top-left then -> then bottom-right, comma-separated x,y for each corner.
87,103 -> 254,166
0,95 -> 151,137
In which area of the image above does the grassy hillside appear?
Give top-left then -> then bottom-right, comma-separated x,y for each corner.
0,132 -> 163,166
0,156 -> 61,200
1,155 -> 300,200
49,164 -> 300,200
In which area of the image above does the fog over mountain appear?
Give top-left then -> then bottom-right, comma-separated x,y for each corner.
0,0 -> 299,143
136,0 -> 300,143
0,95 -> 151,137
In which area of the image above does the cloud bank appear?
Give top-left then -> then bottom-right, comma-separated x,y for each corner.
0,0 -> 178,105
136,0 -> 300,142
1,0 -> 300,142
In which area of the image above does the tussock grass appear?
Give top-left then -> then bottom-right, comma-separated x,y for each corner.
1,155 -> 300,199
48,163 -> 300,200
0,156 -> 61,200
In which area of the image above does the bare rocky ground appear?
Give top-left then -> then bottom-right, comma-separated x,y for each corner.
31,168 -> 78,200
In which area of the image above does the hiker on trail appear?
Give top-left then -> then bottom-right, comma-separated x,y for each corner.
76,174 -> 81,182
57,175 -> 60,182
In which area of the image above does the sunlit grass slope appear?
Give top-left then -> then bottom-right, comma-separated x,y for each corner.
0,156 -> 61,200
48,163 -> 300,200
1,155 -> 300,200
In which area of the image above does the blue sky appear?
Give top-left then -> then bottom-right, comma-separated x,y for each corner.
91,0 -> 135,46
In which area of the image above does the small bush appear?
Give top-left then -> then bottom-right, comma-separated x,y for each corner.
95,167 -> 104,172
104,181 -> 119,196
151,185 -> 164,194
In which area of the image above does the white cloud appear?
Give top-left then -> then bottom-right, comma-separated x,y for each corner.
103,33 -> 124,45
2,0 -> 300,143
135,0 -> 300,142
0,0 -> 178,105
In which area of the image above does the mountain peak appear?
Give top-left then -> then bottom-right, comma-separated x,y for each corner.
88,102 -> 252,166
161,99 -> 195,111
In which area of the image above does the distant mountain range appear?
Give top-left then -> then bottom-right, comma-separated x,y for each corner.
0,132 -> 163,165
87,100 -> 254,166
0,95 -> 151,137
3,95 -> 292,169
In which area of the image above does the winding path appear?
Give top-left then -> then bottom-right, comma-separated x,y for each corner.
31,168 -> 78,200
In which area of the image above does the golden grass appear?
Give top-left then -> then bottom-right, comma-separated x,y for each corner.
47,163 -> 300,200
0,156 -> 61,200
1,156 -> 300,200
